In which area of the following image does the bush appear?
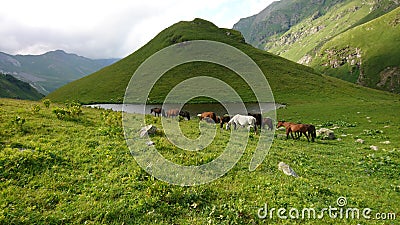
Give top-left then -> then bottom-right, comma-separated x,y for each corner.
31,104 -> 41,114
100,109 -> 122,136
42,99 -> 51,108
52,101 -> 83,120
11,116 -> 25,130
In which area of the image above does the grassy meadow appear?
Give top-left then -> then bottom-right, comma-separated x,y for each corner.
1,94 -> 399,224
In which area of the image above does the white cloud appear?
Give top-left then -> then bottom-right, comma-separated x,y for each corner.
0,0 -> 275,58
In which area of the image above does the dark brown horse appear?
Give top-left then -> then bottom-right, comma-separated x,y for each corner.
179,110 -> 190,120
219,114 -> 231,128
248,113 -> 262,130
300,124 -> 316,142
150,107 -> 165,117
262,117 -> 274,130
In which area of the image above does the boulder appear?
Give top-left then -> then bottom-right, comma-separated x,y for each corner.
370,145 -> 379,151
356,139 -> 365,144
139,125 -> 157,137
278,162 -> 298,177
317,128 -> 335,140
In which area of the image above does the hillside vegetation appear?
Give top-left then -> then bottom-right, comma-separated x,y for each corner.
0,73 -> 44,100
233,0 -> 400,93
47,18 -> 394,105
311,7 -> 400,93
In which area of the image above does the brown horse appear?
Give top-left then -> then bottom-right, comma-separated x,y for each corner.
166,109 -> 179,118
150,107 -> 165,117
277,121 -> 301,139
199,112 -> 218,123
287,123 -> 310,142
277,121 -> 315,142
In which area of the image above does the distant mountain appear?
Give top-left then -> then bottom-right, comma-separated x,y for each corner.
0,50 -> 120,94
233,0 -> 400,93
0,73 -> 44,100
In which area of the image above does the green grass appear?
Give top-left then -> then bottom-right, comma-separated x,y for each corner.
1,96 -> 399,224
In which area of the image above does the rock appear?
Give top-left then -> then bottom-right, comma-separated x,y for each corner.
278,162 -> 298,177
370,145 -> 379,151
139,125 -> 157,137
146,141 -> 155,146
316,128 -> 335,140
356,139 -> 365,144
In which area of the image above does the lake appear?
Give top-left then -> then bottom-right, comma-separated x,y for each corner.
85,102 -> 283,116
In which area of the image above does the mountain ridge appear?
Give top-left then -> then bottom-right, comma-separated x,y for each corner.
0,50 -> 120,94
0,72 -> 44,100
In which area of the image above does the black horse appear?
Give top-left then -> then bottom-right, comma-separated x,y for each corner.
179,110 -> 190,120
150,107 -> 165,117
248,113 -> 262,130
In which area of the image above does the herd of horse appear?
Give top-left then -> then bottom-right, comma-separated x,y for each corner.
150,107 -> 316,142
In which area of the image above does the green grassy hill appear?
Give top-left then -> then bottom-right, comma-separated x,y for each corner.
311,7 -> 400,93
0,73 -> 44,100
47,18 -> 395,105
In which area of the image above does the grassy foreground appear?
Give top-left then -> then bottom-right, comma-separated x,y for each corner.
0,97 -> 399,224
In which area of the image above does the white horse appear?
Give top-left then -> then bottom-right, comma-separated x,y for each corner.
226,114 -> 257,133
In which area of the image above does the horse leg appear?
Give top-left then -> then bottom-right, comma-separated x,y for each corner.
303,131 -> 310,142
286,128 -> 290,139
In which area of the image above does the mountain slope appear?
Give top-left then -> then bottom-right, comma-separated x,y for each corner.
233,0 -> 347,49
233,0 -> 399,93
0,50 -> 119,94
234,0 -> 398,59
0,73 -> 44,100
311,7 -> 400,93
47,18 -> 396,105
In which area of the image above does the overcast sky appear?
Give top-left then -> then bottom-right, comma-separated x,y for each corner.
0,0 -> 275,59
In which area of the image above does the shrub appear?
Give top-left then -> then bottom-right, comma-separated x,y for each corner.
42,99 -> 51,108
11,116 -> 25,130
100,109 -> 123,136
31,104 -> 41,114
52,101 -> 83,120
